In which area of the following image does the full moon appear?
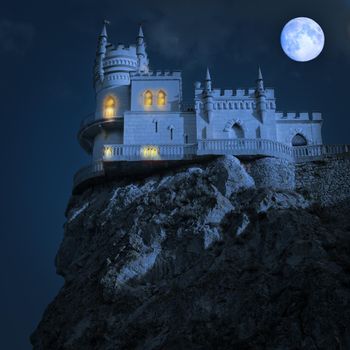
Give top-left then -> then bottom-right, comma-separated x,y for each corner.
281,17 -> 325,62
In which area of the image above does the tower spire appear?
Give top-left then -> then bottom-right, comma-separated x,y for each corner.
255,65 -> 266,122
136,24 -> 149,73
94,20 -> 109,85
205,67 -> 212,92
256,65 -> 264,92
138,24 -> 144,38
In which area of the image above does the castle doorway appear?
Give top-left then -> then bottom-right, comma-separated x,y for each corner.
230,124 -> 244,138
292,133 -> 307,146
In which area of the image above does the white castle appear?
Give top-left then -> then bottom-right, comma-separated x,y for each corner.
74,23 -> 348,191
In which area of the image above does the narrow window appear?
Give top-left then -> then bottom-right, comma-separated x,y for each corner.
155,121 -> 158,133
170,128 -> 173,140
144,90 -> 153,106
185,135 -> 188,143
157,90 -> 166,106
103,96 -> 116,118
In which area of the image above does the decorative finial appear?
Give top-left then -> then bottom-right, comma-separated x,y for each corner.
100,20 -> 110,37
258,65 -> 263,81
206,67 -> 211,81
138,23 -> 144,38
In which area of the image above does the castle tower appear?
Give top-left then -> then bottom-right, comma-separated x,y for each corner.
255,66 -> 267,122
79,23 -> 151,161
136,25 -> 149,73
94,21 -> 108,85
203,68 -> 213,123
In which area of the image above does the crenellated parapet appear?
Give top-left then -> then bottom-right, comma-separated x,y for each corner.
276,112 -> 323,121
130,70 -> 182,78
94,24 -> 149,91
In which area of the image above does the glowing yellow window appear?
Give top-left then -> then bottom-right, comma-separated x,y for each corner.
141,145 -> 160,160
144,90 -> 153,106
103,96 -> 116,118
157,90 -> 166,106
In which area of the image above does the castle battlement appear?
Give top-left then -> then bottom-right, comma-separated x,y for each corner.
131,70 -> 182,78
276,112 -> 323,121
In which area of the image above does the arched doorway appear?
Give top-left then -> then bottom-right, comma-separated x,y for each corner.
230,123 -> 244,138
292,133 -> 307,146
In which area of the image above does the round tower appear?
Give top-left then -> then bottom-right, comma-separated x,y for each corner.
78,23 -> 149,160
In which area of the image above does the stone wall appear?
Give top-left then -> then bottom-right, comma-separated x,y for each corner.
296,155 -> 350,206
243,157 -> 296,191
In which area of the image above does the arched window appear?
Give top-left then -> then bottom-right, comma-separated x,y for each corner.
157,90 -> 166,106
292,133 -> 307,146
103,96 -> 116,118
144,90 -> 153,106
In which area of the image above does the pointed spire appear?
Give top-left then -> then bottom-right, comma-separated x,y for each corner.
206,67 -> 211,81
204,67 -> 212,92
136,24 -> 149,73
256,65 -> 265,93
138,24 -> 144,38
258,65 -> 263,81
100,20 -> 109,37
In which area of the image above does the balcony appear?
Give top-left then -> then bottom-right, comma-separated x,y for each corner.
293,144 -> 350,162
198,139 -> 294,161
73,140 -> 350,193
103,143 -> 198,161
78,113 -> 124,153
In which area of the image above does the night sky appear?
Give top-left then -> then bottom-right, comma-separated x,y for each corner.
1,0 -> 350,348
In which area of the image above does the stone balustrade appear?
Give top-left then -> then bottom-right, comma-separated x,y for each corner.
198,139 -> 294,161
73,140 -> 350,192
103,143 -> 198,161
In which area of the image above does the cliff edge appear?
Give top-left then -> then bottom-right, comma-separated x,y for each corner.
31,156 -> 350,350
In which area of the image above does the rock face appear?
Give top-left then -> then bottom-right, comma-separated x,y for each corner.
31,156 -> 350,350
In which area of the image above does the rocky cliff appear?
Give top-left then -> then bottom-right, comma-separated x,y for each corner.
31,156 -> 350,350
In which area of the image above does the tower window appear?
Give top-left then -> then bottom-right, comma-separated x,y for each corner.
144,90 -> 153,106
170,128 -> 173,140
157,90 -> 166,106
155,121 -> 158,133
103,96 -> 116,118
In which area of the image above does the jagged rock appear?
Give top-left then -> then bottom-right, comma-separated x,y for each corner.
207,155 -> 255,197
32,156 -> 350,350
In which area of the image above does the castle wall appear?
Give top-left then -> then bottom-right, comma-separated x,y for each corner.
244,157 -> 295,190
275,113 -> 322,145
295,155 -> 350,206
196,108 -> 278,141
130,73 -> 181,112
123,112 -> 195,145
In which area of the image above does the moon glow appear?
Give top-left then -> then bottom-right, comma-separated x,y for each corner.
281,17 -> 325,62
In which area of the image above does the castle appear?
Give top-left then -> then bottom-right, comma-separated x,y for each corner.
74,22 -> 349,192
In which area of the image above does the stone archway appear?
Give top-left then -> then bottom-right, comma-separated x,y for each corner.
231,123 -> 244,138
292,133 -> 307,146
224,119 -> 246,138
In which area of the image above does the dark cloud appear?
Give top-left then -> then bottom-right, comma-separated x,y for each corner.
0,19 -> 35,54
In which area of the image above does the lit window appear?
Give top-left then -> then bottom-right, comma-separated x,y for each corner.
141,145 -> 160,160
103,146 -> 113,159
144,90 -> 153,106
157,90 -> 166,106
103,96 -> 116,118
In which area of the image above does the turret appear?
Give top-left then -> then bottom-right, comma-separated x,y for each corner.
204,67 -> 212,92
136,25 -> 149,73
255,66 -> 267,122
94,20 -> 108,85
203,68 -> 213,122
